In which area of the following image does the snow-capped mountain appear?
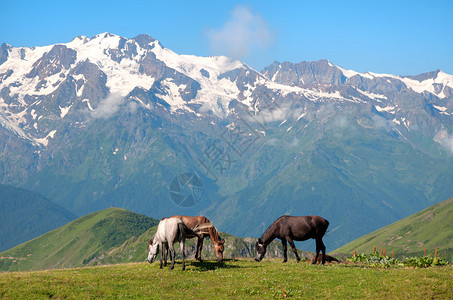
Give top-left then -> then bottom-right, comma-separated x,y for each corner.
2,32 -> 452,147
1,33 -> 453,250
0,33 -> 248,145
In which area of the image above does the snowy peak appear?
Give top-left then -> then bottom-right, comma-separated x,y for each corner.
26,45 -> 77,80
0,43 -> 12,65
262,59 -> 345,86
265,60 -> 453,99
0,32 -> 452,148
335,65 -> 453,99
400,70 -> 453,99
0,32 -> 262,146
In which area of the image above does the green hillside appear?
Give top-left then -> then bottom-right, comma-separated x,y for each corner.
0,184 -> 76,252
0,208 -> 158,271
333,197 -> 453,261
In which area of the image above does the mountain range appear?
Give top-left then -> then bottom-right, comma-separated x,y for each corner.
1,32 -> 453,250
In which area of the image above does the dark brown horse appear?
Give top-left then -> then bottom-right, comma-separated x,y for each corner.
254,215 -> 329,264
170,215 -> 225,262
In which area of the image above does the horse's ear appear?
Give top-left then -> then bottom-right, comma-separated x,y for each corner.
258,238 -> 262,244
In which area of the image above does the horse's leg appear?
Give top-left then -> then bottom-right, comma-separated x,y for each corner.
313,238 -> 326,265
286,237 -> 301,262
313,238 -> 320,264
281,238 -> 288,263
318,238 -> 326,265
180,239 -> 186,271
169,242 -> 176,270
196,236 -> 204,262
159,242 -> 164,269
164,243 -> 171,267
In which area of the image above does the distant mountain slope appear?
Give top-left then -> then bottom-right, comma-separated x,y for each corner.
0,208 -> 158,271
332,197 -> 453,261
0,184 -> 76,252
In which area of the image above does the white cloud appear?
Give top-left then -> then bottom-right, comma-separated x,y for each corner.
371,114 -> 393,130
127,101 -> 138,114
266,137 -> 299,148
92,93 -> 125,119
442,137 -> 453,153
434,130 -> 453,153
246,104 -> 303,124
206,5 -> 274,59
333,115 -> 349,129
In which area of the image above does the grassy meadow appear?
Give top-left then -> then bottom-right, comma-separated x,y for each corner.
1,259 -> 452,299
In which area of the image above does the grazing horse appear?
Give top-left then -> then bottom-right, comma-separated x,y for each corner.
147,217 -> 211,270
170,215 -> 225,262
254,215 -> 329,264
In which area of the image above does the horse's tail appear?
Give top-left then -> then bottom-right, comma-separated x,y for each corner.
193,222 -> 213,235
322,219 -> 330,237
178,222 -> 198,240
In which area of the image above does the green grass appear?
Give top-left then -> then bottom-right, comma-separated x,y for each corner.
0,259 -> 452,299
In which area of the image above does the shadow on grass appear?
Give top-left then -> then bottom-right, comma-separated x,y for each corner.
176,259 -> 260,272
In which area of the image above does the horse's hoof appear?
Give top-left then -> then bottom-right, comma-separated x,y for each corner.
282,260 -> 287,263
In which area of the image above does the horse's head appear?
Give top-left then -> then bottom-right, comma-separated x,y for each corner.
254,238 -> 266,262
214,240 -> 225,262
147,239 -> 159,263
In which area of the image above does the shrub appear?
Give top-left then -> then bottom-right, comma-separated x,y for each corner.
347,251 -> 449,268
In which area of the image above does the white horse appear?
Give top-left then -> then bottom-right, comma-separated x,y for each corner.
147,217 -> 211,270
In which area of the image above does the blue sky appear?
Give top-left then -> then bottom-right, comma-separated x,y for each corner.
2,0 -> 452,75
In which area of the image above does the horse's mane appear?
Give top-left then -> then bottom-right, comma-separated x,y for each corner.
260,215 -> 288,241
205,217 -> 223,244
208,224 -> 223,243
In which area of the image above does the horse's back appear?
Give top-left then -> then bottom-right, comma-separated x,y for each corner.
156,218 -> 183,243
169,215 -> 209,229
287,215 -> 328,228
278,215 -> 329,240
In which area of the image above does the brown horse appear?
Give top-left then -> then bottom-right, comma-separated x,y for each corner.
170,215 -> 225,262
255,215 -> 329,264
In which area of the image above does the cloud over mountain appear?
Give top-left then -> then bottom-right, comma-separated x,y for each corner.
206,5 -> 274,59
